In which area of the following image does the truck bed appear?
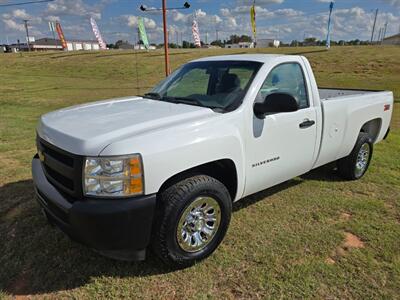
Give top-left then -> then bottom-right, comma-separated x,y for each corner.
319,88 -> 382,100
313,88 -> 393,169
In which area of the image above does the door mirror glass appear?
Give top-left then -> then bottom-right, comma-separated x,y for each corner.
254,92 -> 298,119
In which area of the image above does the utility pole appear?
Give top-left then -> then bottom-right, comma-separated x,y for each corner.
370,9 -> 378,44
140,1 -> 190,76
216,29 -> 219,41
162,0 -> 170,75
23,19 -> 31,51
382,22 -> 388,41
377,27 -> 382,43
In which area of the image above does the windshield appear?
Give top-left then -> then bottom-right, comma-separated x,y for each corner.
146,60 -> 262,112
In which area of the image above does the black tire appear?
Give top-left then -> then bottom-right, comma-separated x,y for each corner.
152,175 -> 232,267
337,132 -> 373,180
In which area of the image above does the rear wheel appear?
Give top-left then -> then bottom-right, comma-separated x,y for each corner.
152,175 -> 232,267
337,132 -> 373,180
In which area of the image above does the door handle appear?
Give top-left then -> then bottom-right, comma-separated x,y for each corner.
299,119 -> 315,129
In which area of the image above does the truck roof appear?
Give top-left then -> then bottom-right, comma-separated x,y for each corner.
191,54 -> 300,63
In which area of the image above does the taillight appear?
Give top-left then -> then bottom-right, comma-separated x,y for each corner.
384,104 -> 390,111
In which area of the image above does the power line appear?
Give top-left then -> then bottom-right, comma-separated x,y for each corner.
0,0 -> 55,7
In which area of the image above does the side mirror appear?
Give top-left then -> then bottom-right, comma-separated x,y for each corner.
254,92 -> 298,119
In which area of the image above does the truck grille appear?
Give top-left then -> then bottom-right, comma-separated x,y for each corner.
37,136 -> 83,201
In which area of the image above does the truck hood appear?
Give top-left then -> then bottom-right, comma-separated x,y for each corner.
37,96 -> 216,156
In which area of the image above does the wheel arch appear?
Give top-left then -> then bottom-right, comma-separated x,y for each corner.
157,159 -> 238,201
359,118 -> 382,143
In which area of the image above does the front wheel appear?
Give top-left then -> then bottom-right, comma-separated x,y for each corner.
337,132 -> 373,180
152,175 -> 232,267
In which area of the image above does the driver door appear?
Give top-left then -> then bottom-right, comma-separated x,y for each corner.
244,62 -> 317,196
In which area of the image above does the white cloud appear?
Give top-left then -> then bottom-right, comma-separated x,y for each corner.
220,6 -> 303,18
274,8 -> 304,17
12,9 -> 30,19
119,15 -> 157,30
45,0 -> 105,19
45,15 -> 61,22
236,0 -> 284,5
380,0 -> 400,7
3,18 -> 25,32
1,9 -> 43,38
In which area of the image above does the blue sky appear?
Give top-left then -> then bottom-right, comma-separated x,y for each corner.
0,0 -> 399,44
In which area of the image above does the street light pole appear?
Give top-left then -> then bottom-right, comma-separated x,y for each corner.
140,1 -> 190,77
162,0 -> 169,76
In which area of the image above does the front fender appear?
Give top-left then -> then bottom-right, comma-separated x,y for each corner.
100,113 -> 246,201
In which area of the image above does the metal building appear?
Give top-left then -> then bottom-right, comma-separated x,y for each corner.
382,34 -> 400,45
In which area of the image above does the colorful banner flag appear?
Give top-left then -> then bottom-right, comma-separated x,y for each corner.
192,20 -> 201,48
138,17 -> 149,50
90,17 -> 107,50
326,1 -> 334,49
55,22 -> 67,49
250,4 -> 256,42
48,21 -> 56,33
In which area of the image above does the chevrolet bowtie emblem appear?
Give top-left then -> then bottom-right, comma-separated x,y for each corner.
38,150 -> 45,162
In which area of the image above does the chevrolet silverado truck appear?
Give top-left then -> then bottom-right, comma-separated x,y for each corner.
32,54 -> 393,267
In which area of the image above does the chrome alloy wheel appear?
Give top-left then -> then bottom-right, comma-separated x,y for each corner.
355,143 -> 370,177
176,196 -> 221,253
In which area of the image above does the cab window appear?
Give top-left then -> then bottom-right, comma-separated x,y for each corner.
256,63 -> 309,109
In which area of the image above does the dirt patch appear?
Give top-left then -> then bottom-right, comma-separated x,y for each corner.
340,212 -> 352,221
326,232 -> 365,264
325,257 -> 336,265
343,232 -> 364,249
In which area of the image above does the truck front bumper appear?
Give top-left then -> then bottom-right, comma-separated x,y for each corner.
32,156 -> 156,261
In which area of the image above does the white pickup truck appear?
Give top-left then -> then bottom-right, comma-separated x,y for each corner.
32,54 -> 393,266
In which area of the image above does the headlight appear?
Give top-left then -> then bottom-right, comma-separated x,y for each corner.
83,154 -> 143,197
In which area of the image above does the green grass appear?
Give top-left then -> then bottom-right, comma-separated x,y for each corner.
0,46 -> 399,299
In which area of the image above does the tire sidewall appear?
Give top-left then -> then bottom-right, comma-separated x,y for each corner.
353,135 -> 373,179
164,179 -> 231,263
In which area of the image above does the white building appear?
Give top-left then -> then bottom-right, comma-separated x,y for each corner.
66,40 -> 100,51
16,38 -> 101,52
256,39 -> 281,48
226,42 -> 254,49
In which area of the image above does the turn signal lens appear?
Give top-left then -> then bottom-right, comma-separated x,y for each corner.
130,157 -> 142,176
130,178 -> 143,194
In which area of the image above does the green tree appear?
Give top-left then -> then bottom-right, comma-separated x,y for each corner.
210,40 -> 224,47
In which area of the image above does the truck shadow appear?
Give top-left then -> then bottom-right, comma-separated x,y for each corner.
234,164 -> 344,212
0,180 -> 175,296
0,165 -> 340,296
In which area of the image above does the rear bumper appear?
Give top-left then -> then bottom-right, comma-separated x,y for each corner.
32,156 -> 156,260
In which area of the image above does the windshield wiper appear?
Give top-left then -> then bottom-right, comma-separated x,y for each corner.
144,94 -> 224,112
162,96 -> 203,107
142,92 -> 162,100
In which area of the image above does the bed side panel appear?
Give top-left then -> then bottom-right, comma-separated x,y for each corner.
314,91 -> 393,168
